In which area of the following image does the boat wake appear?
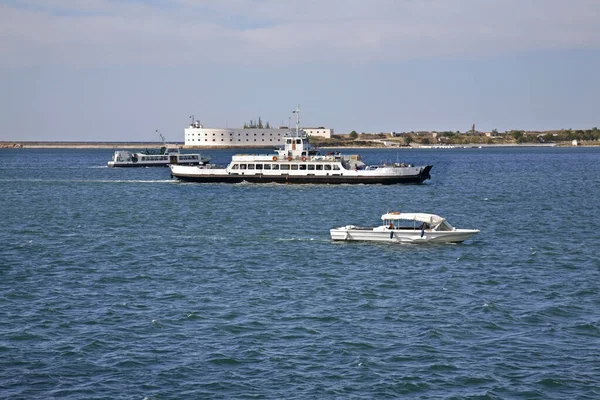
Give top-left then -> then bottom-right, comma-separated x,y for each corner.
0,178 -> 177,184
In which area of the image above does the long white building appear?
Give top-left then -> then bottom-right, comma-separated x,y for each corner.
184,121 -> 333,147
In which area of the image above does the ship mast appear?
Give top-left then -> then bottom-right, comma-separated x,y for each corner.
292,105 -> 300,136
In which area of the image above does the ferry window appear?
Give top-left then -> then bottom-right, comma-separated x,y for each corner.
333,165 -> 340,170
308,164 -> 315,170
271,164 -> 279,170
281,164 -> 290,170
287,139 -> 292,144
232,164 -> 239,169
291,164 -> 299,170
256,164 -> 263,170
316,165 -> 323,171
240,164 -> 247,170
296,139 -> 301,144
299,164 -> 307,170
263,164 -> 271,170
324,165 -> 332,171
248,164 -> 255,169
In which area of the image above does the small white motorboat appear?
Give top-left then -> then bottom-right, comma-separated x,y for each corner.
330,212 -> 479,244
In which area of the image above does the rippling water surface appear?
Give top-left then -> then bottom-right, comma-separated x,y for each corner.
1,147 -> 599,399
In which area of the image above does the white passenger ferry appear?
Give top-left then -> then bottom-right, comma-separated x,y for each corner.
107,134 -> 209,168
169,107 -> 432,184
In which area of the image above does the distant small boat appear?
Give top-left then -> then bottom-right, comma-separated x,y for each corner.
330,212 -> 479,243
107,133 -> 209,168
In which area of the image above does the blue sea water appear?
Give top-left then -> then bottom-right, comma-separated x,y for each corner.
1,146 -> 599,399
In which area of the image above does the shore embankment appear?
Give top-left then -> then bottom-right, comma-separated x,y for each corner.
1,141 -> 594,149
0,142 -> 171,149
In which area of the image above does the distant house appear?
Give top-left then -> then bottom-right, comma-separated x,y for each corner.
303,127 -> 333,138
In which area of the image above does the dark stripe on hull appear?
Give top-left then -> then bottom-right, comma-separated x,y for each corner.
172,166 -> 432,185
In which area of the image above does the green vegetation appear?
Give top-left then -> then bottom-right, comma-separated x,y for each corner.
309,127 -> 600,147
243,117 -> 271,129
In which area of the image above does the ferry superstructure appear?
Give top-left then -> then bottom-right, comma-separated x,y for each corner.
170,107 -> 432,184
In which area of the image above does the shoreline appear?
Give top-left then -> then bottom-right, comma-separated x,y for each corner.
1,141 -> 596,149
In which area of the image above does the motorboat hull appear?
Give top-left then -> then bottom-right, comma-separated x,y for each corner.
330,227 -> 479,243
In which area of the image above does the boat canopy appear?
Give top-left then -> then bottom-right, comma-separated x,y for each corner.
381,212 -> 445,225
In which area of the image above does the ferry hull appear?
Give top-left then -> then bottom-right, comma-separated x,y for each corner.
170,165 -> 432,185
108,161 -> 202,168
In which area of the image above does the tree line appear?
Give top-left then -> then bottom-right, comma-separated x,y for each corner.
243,117 -> 271,129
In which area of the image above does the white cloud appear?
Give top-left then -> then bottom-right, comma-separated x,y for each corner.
1,0 -> 599,68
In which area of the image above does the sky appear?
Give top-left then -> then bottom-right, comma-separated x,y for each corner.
1,0 -> 599,142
